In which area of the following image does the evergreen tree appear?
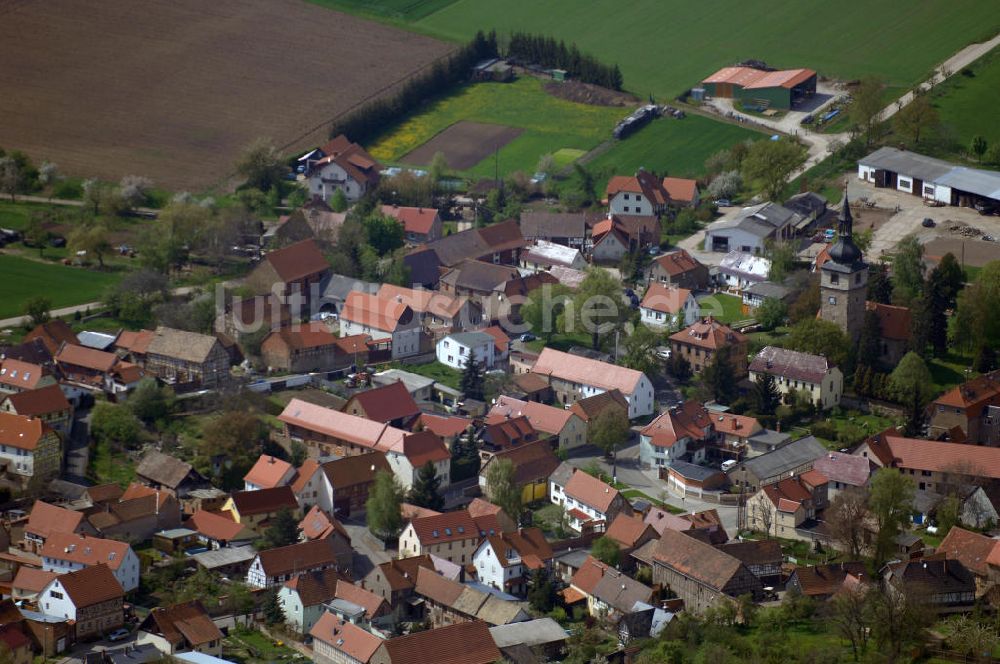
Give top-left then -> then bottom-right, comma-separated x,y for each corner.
867,261 -> 894,305
925,267 -> 950,357
890,352 -> 933,436
459,356 -> 485,401
753,373 -> 781,416
260,508 -> 299,550
409,462 -> 444,511
892,235 -> 925,305
857,310 -> 883,370
366,471 -> 405,541
263,590 -> 284,625
702,346 -> 737,404
527,569 -> 555,613
485,458 -> 521,523
591,536 -> 621,567
935,252 -> 965,308
666,354 -> 692,383
973,343 -> 997,373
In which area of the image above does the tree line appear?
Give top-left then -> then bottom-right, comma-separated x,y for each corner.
328,31 -> 500,145
503,32 -> 623,90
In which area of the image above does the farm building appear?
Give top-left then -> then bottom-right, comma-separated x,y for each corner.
702,67 -> 816,110
858,147 -> 1000,208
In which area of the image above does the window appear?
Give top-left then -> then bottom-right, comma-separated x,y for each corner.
855,273 -> 862,284
830,273 -> 839,284
828,296 -> 837,305
50,591 -> 63,599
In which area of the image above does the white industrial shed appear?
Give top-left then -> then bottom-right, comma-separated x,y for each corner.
858,147 -> 1000,207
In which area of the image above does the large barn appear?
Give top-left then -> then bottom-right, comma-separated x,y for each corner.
701,66 -> 816,110
858,147 -> 1000,209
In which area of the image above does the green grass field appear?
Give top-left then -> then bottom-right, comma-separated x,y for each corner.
925,45 -> 1000,157
308,0 -> 456,21
588,114 -> 764,185
398,0 -> 1000,97
696,293 -> 744,324
369,77 -> 624,177
0,254 -> 121,319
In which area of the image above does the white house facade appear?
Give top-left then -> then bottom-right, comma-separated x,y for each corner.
307,161 -> 367,203
339,316 -> 420,360
435,332 -> 495,370
41,548 -> 140,592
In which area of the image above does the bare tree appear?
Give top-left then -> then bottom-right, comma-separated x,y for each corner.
826,491 -> 868,558
751,495 -> 774,538
869,582 -> 932,663
0,157 -> 23,202
119,175 -> 154,210
827,584 -> 871,661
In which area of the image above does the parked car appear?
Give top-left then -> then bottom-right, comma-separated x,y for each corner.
108,629 -> 130,642
922,218 -> 935,228
713,199 -> 732,207
721,460 -> 738,472
519,332 -> 536,342
49,236 -> 66,247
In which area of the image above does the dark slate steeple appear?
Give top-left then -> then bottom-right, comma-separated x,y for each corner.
827,191 -> 863,267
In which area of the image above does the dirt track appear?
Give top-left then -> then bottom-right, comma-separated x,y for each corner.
0,0 -> 451,191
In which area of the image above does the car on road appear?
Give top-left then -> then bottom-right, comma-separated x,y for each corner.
108,629 -> 130,642
519,332 -> 536,342
922,218 -> 935,228
721,460 -> 738,472
655,346 -> 671,360
713,198 -> 731,207
647,246 -> 660,256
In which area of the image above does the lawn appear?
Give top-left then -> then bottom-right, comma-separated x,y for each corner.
587,114 -> 764,186
402,361 -> 463,390
368,77 -> 625,178
0,254 -> 122,319
88,438 -> 137,487
922,45 -> 1000,161
696,293 -> 744,324
224,628 -> 305,664
523,328 -> 594,354
409,0 -> 1000,98
307,0 -> 458,21
928,351 -> 975,394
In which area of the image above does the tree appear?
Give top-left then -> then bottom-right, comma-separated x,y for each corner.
666,353 -> 692,383
38,161 -> 58,190
923,266 -> 950,357
856,309 -> 883,370
935,252 -> 965,307
366,471 -> 405,541
574,267 -> 628,350
702,346 -> 737,404
828,584 -> 871,661
766,240 -> 797,282
788,274 -> 820,322
527,568 -> 555,612
485,457 -> 521,523
934,494 -> 960,537
954,260 -> 1000,352
235,138 -> 288,191
787,319 -> 852,369
459,355 -> 485,401
127,378 -> 173,423
892,235 -> 925,304
24,213 -> 52,257
520,283 -> 573,343
588,408 -> 630,457
970,135 -> 988,162
260,507 -> 299,549
867,261 -> 894,304
851,77 -> 886,146
889,351 -> 933,435
741,139 -> 804,201
868,582 -> 931,663
755,297 -> 787,331
290,440 -> 308,467
429,151 -> 449,188
329,187 -> 348,212
263,590 -> 284,625
753,374 -> 781,416
363,211 -> 404,255
90,402 -> 142,449
973,342 -> 997,373
590,536 -> 621,567
23,296 -> 51,327
119,175 -> 153,209
892,93 -> 938,144
868,468 -> 916,567
69,223 -> 112,268
409,462 -> 444,511
707,170 -> 742,200
620,323 -> 659,376
825,491 -> 868,558
0,156 -> 24,202
947,616 -> 999,661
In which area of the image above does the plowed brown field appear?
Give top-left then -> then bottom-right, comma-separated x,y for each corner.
0,0 -> 451,191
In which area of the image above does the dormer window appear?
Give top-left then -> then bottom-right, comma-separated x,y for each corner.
830,273 -> 839,284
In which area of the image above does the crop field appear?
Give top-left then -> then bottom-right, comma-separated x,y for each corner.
587,114 -> 765,186
369,77 -> 625,177
402,122 -> 524,169
391,0 -> 1000,98
0,255 -> 122,319
0,0 -> 451,191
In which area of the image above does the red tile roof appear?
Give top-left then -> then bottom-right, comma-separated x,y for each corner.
881,435 -> 1000,480
228,486 -> 298,516
480,415 -> 539,450
115,329 -> 155,355
55,344 -> 118,373
533,347 -> 645,395
408,509 -> 493,546
310,612 -> 382,663
605,171 -> 669,205
12,567 -> 58,593
481,527 -> 553,567
605,513 -> 656,548
346,382 -> 420,424
335,580 -> 388,620
479,439 -> 561,486
41,533 -> 131,572
813,452 -> 872,487
243,455 -> 295,489
670,317 -> 747,351
0,359 -> 50,390
186,510 -> 252,543
570,556 -> 609,594
640,401 -> 712,449
25,320 -> 78,355
256,537 -> 348,577
53,563 -> 124,607
0,412 -> 53,450
263,239 -> 329,283
654,249 -> 703,277
712,412 -> 761,438
265,322 -> 338,351
26,500 -> 84,539
661,177 -> 699,203
377,620 -> 501,664
487,396 -> 576,436
762,476 -> 814,512
299,505 -> 351,542
933,370 -> 1000,414
341,291 -> 413,333
937,527 -> 999,577
381,205 -> 439,235
400,431 -> 451,467
140,600 -> 223,648
703,66 -> 815,90
377,284 -> 468,321
865,302 -> 912,342
564,469 -> 620,513
417,413 -> 471,440
480,325 -> 510,354
279,398 -> 407,452
640,283 -> 693,314
284,567 -> 348,606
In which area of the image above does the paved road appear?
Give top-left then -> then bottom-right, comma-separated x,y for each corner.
64,409 -> 92,485
11,193 -> 159,217
341,514 -> 392,578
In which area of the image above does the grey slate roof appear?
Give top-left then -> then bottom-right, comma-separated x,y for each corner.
192,545 -> 257,570
519,212 -> 586,239
592,569 -> 653,613
668,460 -> 722,482
445,332 -> 494,348
77,331 -> 117,351
490,618 -> 568,648
550,461 -> 575,488
750,346 -> 834,383
741,436 -> 826,481
744,281 -> 792,300
145,327 -> 221,364
321,274 -> 378,305
859,146 -> 954,183
710,202 -> 803,238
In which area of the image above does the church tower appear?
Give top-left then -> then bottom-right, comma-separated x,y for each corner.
820,192 -> 867,342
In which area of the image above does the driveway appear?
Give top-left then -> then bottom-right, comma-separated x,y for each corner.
64,409 -> 92,485
340,514 -> 392,578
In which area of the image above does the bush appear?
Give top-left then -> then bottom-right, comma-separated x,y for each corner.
810,420 -> 837,440
52,178 -> 83,200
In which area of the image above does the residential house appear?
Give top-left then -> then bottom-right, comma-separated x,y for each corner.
606,171 -> 673,216
216,294 -> 291,343
651,529 -> 763,613
728,435 -> 827,492
221,487 -> 300,532
11,567 -> 58,602
716,251 -> 771,292
310,612 -> 383,664
568,557 -> 652,620
669,318 -> 748,376
294,452 -> 392,517
403,219 -> 526,286
929,370 -> 1000,443
84,483 -> 182,543
343,382 -> 420,428
185,510 -> 257,549
438,260 -> 547,323
866,302 -> 912,368
377,284 -> 481,335
590,214 -> 659,258
0,359 -> 57,394
531,348 -> 654,419
298,505 -> 351,542
477,415 -> 540,459
661,177 -> 700,207
704,202 -> 802,254
141,327 -> 231,389
305,135 -> 381,203
398,510 -> 500,566
487,395 -> 587,451
381,205 -> 442,244
855,433 -> 1000,492
0,412 -> 61,488
646,249 -> 710,290
549,464 -> 627,532
489,618 -> 569,662
246,537 -> 352,588
24,320 -> 78,356
741,281 -> 793,313
37,564 -> 124,640
638,401 -> 714,469
935,527 -> 1000,594
39,533 -> 140,592
53,344 -> 122,393
261,324 -> 360,373
640,283 -> 699,329
243,455 -> 296,492
23,500 -> 90,552
569,390 -> 630,427
413,567 -> 529,628
883,558 -> 975,613
362,556 -> 436,617
746,473 -> 827,539
382,431 -> 451,492
589,220 -> 631,262
749,346 -> 844,410
339,292 -> 422,360
332,579 -> 392,626
519,212 -> 586,248
666,461 -> 728,498
369,620 -> 502,664
786,562 -> 869,601
812,451 -> 873,500
136,601 -> 223,656
472,528 -> 553,596
0,385 -> 72,435
478,439 -> 561,506
519,240 -> 587,272
319,274 -> 380,317
711,412 -> 763,459
604,514 -> 659,569
413,413 -> 470,445
718,540 -> 783,586
466,498 -> 516,534
277,567 -> 349,634
435,332 -> 495,370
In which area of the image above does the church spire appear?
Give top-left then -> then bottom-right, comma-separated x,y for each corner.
827,187 -> 863,267
838,190 -> 853,238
